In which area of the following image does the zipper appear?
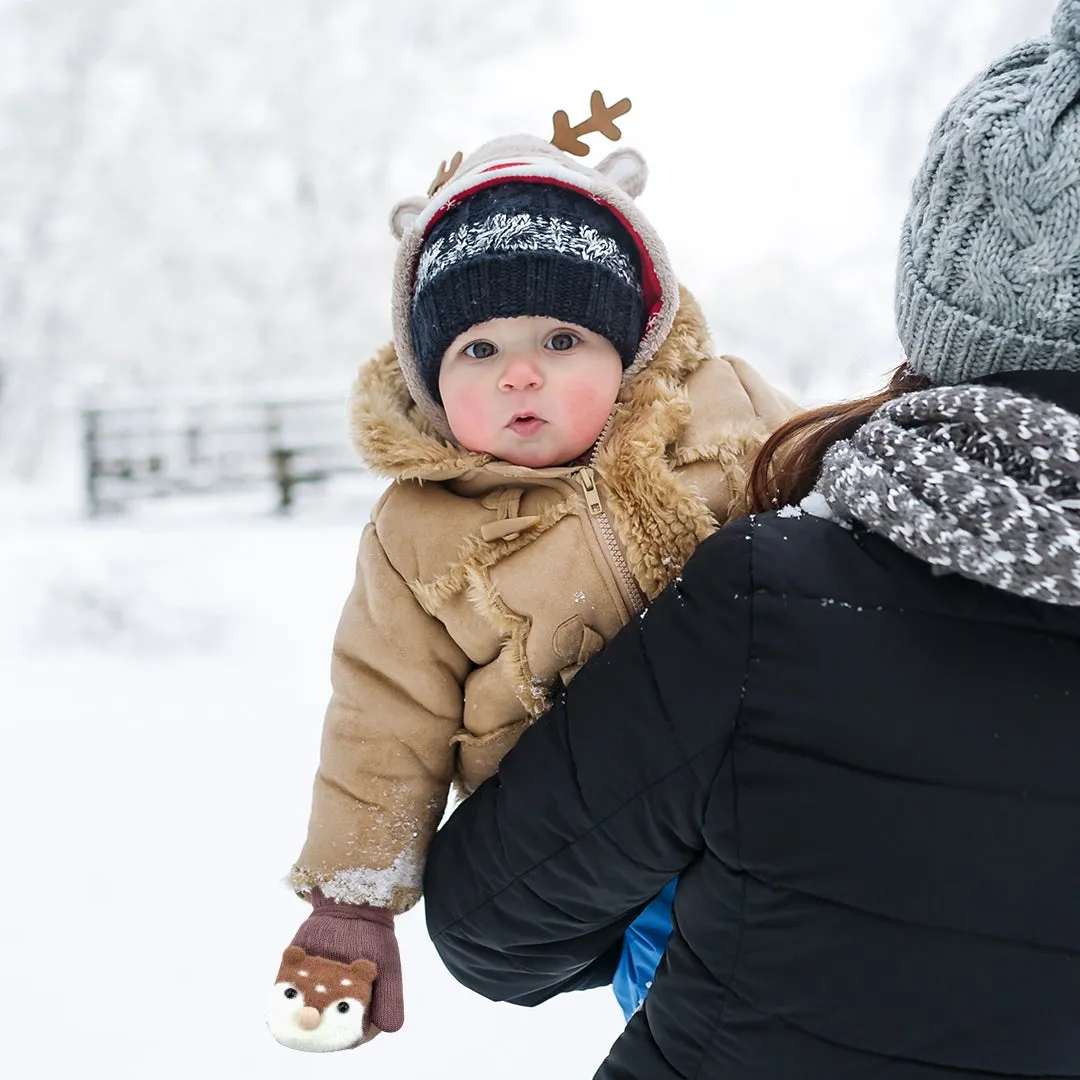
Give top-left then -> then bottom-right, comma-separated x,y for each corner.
578,465 -> 646,614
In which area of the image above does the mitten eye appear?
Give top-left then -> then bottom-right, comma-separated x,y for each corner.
283,987 -> 298,1000
336,1001 -> 350,1014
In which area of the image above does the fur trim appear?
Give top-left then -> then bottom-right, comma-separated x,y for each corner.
411,495 -> 575,615
407,494 -> 571,719
596,288 -> 767,598
348,341 -> 490,480
466,570 -> 551,717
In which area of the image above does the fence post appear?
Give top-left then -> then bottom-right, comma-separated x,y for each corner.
186,422 -> 201,466
265,403 -> 289,510
83,409 -> 102,517
270,447 -> 296,512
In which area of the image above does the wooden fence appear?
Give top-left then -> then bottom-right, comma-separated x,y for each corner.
82,396 -> 362,515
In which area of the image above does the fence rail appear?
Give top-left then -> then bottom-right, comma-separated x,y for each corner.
82,397 -> 362,515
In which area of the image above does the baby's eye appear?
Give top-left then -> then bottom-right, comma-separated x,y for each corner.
547,331 -> 580,352
463,340 -> 497,360
283,987 -> 298,1000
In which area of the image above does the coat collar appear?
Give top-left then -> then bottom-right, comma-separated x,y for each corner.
977,371 -> 1080,417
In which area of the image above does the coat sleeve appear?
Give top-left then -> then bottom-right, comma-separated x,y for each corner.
423,523 -> 755,1003
291,517 -> 472,913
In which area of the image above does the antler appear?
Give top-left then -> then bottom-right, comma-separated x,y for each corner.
427,151 -> 463,197
551,90 -> 631,157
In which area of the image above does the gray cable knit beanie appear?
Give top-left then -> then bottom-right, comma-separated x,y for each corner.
896,0 -> 1080,384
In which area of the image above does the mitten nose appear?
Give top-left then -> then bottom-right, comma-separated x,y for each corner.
297,1006 -> 321,1031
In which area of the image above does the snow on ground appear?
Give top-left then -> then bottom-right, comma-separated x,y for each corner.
0,473 -> 623,1079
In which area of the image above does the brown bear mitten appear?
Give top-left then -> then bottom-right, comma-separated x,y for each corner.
265,890 -> 403,1051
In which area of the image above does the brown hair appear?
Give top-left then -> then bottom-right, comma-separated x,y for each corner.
747,362 -> 931,513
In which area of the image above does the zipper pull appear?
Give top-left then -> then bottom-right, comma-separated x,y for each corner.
579,467 -> 604,516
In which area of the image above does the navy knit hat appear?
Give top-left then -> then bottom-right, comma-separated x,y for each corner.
896,0 -> 1080,385
410,181 -> 645,404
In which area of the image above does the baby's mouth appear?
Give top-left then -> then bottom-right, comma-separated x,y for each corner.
507,413 -> 546,436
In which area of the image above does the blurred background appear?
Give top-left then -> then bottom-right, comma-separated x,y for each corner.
0,1 -> 1059,1077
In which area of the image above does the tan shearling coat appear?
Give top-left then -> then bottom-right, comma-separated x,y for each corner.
291,290 -> 798,912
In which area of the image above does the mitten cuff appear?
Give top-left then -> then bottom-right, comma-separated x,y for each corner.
310,888 -> 394,927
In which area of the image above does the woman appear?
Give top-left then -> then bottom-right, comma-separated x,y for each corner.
421,2 -> 1080,1077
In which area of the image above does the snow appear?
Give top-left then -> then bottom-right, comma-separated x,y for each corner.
0,478 -> 623,1078
800,491 -> 852,528
305,849 -> 423,908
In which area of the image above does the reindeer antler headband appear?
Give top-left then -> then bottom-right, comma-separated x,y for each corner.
426,90 -> 632,198
551,90 -> 631,156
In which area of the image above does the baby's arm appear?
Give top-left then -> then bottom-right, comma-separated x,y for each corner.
268,519 -> 470,1050
292,519 -> 470,911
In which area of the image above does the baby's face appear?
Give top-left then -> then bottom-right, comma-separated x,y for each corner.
438,316 -> 623,467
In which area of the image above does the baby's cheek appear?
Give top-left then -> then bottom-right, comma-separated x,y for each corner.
563,379 -> 618,443
444,385 -> 495,452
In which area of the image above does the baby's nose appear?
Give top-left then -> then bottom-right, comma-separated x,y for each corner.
500,356 -> 543,389
297,1006 -> 321,1031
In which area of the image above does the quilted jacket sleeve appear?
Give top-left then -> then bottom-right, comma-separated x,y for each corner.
291,517 -> 471,914
423,523 -> 754,1002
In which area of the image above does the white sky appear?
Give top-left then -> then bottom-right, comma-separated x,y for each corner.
386,0 -> 891,287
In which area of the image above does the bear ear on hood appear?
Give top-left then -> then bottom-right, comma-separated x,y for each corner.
594,147 -> 648,198
389,196 -> 427,240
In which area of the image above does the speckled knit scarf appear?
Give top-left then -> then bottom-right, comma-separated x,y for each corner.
814,384 -> 1080,605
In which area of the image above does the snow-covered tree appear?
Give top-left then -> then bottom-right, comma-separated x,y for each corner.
0,0 -> 566,479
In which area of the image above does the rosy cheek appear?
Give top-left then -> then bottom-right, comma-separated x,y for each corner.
561,378 -> 616,441
442,383 -> 492,451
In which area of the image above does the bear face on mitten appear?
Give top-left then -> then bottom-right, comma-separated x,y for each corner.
266,946 -> 377,1052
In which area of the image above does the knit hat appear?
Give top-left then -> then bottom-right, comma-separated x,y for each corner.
896,0 -> 1080,385
409,181 -> 646,405
386,101 -> 679,441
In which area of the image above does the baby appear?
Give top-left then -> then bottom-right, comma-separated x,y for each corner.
267,96 -> 797,1049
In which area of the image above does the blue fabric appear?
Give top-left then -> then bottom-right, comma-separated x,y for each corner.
613,878 -> 676,1021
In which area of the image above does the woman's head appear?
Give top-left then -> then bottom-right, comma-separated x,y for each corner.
752,0 -> 1080,512
896,0 -> 1080,386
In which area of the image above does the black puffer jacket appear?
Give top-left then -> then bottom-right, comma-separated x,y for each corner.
423,382 -> 1080,1079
